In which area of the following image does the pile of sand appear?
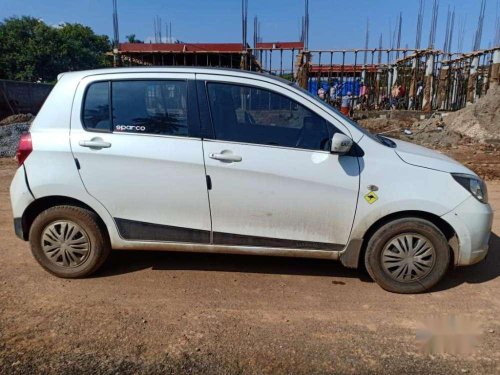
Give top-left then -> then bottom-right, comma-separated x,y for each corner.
443,85 -> 500,144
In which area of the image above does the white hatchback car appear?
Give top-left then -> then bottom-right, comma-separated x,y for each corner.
10,68 -> 493,293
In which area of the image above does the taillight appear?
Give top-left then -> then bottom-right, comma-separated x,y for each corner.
16,133 -> 32,166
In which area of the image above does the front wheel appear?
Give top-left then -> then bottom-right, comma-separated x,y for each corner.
364,218 -> 450,293
29,205 -> 110,278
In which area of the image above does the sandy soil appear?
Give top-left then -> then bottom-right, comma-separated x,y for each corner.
0,157 -> 499,374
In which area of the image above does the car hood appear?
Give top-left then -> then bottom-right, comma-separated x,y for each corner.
391,138 -> 476,175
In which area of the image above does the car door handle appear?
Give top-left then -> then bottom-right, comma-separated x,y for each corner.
209,152 -> 242,163
79,139 -> 112,149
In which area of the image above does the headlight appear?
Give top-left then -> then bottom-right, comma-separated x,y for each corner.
452,173 -> 488,203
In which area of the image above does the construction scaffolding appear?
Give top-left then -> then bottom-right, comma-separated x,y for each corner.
108,0 -> 500,113
116,42 -> 259,70
115,43 -> 499,113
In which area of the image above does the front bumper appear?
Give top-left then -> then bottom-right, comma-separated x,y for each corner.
441,196 -> 493,266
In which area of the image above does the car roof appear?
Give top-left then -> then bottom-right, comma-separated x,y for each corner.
58,66 -> 293,86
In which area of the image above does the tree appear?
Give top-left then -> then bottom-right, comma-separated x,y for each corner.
126,34 -> 143,43
0,16 -> 111,82
56,23 -> 111,72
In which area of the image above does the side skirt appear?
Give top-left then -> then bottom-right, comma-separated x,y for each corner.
113,218 -> 344,259
112,240 -> 341,260
115,218 -> 344,251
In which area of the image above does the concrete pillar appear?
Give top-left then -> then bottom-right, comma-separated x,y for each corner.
392,65 -> 399,108
436,64 -> 449,110
422,54 -> 434,112
375,68 -> 382,108
240,51 -> 248,70
408,58 -> 418,110
490,49 -> 500,86
112,48 -> 121,67
467,56 -> 479,104
387,68 -> 393,98
361,66 -> 367,82
451,69 -> 459,110
295,51 -> 311,90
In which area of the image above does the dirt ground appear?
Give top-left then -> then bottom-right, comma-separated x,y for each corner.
0,157 -> 499,374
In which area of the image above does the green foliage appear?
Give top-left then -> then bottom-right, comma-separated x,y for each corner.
126,34 -> 143,43
279,73 -> 294,81
0,16 -> 111,82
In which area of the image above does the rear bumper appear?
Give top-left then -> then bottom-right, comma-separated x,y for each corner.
10,165 -> 34,241
441,196 -> 493,266
13,218 -> 24,240
10,166 -> 34,214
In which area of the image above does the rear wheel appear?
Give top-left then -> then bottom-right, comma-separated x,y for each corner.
364,218 -> 450,293
29,205 -> 110,278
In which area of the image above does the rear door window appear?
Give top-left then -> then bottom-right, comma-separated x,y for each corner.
112,80 -> 188,136
82,80 -> 189,136
82,82 -> 110,131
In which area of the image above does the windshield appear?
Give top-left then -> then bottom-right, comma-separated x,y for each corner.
289,82 -> 394,147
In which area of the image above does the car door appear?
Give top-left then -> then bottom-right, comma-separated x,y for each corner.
198,75 -> 360,249
70,73 -> 212,243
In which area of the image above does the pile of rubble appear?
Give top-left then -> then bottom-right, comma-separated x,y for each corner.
404,115 -> 465,148
356,114 -> 462,148
359,83 -> 500,144
0,113 -> 34,126
0,114 -> 33,158
357,86 -> 500,179
444,85 -> 500,143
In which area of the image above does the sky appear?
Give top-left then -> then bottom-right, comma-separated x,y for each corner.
0,0 -> 498,53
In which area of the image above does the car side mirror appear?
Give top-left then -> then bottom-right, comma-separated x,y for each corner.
330,133 -> 353,154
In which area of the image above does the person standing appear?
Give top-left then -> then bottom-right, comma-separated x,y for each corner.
416,81 -> 424,110
360,81 -> 369,110
340,91 -> 352,116
329,83 -> 337,103
317,86 -> 326,101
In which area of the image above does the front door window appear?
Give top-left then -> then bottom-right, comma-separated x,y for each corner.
206,83 -> 338,151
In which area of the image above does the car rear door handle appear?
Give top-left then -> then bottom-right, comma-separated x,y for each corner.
209,152 -> 242,163
79,138 -> 112,149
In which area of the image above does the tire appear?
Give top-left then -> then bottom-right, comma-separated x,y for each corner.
364,218 -> 450,294
29,205 -> 110,278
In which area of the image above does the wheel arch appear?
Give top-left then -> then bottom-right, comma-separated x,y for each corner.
20,195 -> 110,243
340,210 -> 458,269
